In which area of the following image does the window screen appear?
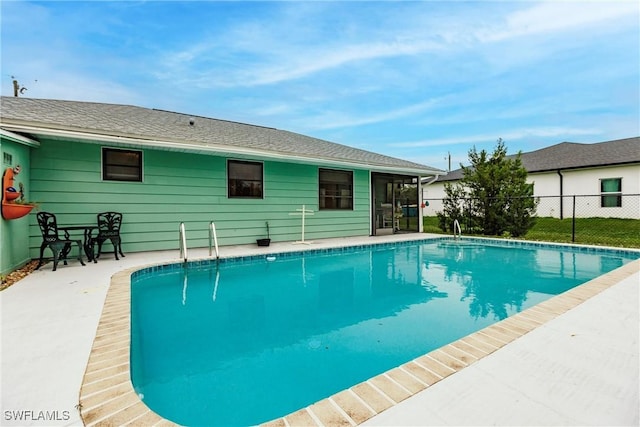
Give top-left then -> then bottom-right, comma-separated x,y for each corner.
228,160 -> 263,198
319,169 -> 353,210
102,148 -> 142,182
600,178 -> 622,208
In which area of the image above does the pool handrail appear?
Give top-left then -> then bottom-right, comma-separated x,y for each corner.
179,222 -> 188,262
209,221 -> 220,261
453,219 -> 462,240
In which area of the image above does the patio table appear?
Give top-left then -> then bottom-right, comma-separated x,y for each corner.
58,225 -> 98,263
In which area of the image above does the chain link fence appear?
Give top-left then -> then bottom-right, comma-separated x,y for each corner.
423,194 -> 640,248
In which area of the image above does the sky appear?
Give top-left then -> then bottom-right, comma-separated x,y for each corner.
1,1 -> 638,172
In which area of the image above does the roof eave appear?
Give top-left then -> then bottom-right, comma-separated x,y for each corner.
0,128 -> 40,147
528,162 -> 640,174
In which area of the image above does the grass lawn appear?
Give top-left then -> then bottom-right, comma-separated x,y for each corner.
423,216 -> 443,234
525,217 -> 640,248
423,216 -> 640,249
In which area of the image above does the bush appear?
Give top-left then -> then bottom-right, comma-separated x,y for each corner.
438,139 -> 537,237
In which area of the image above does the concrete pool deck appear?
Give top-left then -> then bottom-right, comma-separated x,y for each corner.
1,234 -> 638,426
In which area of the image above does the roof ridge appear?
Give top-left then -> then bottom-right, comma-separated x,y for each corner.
0,96 -> 278,131
0,95 -> 138,109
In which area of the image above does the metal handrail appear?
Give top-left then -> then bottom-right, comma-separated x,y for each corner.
179,222 -> 188,262
209,221 -> 219,260
453,219 -> 462,240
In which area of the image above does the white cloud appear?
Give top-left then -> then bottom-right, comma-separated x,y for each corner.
241,39 -> 441,87
391,127 -> 602,148
478,1 -> 638,42
157,34 -> 443,89
301,98 -> 443,131
153,1 -> 638,92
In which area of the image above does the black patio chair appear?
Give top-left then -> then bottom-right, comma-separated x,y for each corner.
36,212 -> 86,271
94,211 -> 125,260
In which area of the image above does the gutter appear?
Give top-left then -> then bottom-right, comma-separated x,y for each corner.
419,174 -> 440,215
422,174 -> 440,186
419,174 -> 441,202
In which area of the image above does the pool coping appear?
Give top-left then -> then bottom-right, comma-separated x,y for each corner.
77,238 -> 640,426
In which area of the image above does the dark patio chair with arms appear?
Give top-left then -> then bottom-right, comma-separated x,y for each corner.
95,211 -> 125,260
36,212 -> 86,271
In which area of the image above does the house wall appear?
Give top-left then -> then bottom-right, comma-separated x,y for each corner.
537,165 -> 640,219
26,138 -> 372,258
422,164 -> 640,219
532,171 -> 563,217
421,181 -> 447,217
0,137 -> 32,275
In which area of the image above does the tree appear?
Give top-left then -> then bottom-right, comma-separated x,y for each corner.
437,181 -> 466,232
396,183 -> 417,206
439,139 -> 538,237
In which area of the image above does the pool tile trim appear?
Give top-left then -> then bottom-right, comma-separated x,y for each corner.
131,237 -> 640,282
78,239 -> 640,426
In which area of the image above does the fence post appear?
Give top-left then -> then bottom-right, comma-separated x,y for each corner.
571,195 -> 576,243
559,194 -> 563,220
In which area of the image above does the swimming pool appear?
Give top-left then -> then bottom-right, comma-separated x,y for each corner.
129,238 -> 639,426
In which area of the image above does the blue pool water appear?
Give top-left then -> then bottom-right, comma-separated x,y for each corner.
130,238 -> 639,426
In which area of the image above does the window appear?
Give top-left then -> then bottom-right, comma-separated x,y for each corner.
600,178 -> 622,207
228,160 -> 263,198
102,148 -> 142,182
319,169 -> 353,210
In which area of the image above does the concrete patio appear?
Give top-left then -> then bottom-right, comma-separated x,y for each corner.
1,234 -> 638,426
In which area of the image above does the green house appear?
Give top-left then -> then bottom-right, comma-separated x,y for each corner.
0,97 -> 443,274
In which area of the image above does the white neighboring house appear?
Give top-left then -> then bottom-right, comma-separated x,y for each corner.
422,137 -> 640,219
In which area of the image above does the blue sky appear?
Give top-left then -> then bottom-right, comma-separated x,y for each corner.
1,1 -> 638,172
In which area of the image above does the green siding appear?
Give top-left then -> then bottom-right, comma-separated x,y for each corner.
1,138 -> 32,274
28,139 -> 371,257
